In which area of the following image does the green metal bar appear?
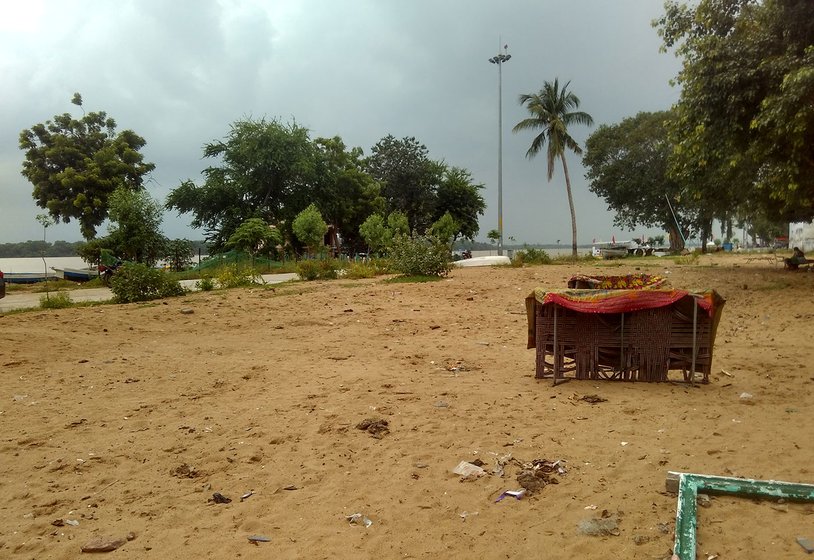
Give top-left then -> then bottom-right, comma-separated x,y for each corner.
673,474 -> 698,560
673,472 -> 814,560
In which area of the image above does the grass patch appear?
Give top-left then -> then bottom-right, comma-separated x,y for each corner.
552,254 -> 599,264
343,261 -> 379,279
384,275 -> 444,284
39,292 -> 74,309
671,253 -> 700,265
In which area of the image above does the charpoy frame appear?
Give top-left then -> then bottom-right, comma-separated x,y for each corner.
668,471 -> 814,559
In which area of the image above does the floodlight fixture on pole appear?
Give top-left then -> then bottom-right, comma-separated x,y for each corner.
489,43 -> 511,256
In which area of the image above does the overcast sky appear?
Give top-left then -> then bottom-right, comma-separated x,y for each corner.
0,0 -> 681,245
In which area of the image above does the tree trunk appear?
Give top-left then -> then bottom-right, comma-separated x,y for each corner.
560,154 -> 578,257
664,222 -> 685,253
700,218 -> 712,254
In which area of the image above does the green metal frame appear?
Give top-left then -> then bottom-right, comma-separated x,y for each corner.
672,471 -> 814,559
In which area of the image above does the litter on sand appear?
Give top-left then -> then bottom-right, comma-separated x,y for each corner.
346,513 -> 373,528
452,461 -> 486,478
495,489 -> 526,502
247,535 -> 271,543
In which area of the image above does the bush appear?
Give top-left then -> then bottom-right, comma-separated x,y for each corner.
389,234 -> 452,277
40,292 -> 73,309
295,258 -> 343,281
318,259 -> 340,279
109,262 -> 186,303
297,260 -> 320,281
196,276 -> 215,291
343,261 -> 379,279
514,247 -> 552,266
216,264 -> 260,288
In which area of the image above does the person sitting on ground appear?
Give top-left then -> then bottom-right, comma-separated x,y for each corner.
785,247 -> 809,270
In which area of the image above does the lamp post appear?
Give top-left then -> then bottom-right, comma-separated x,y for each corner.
489,44 -> 510,256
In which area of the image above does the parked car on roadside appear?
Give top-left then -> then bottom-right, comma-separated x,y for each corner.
0,269 -> 5,299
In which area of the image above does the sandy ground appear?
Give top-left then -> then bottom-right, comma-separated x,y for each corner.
1,253 -> 813,559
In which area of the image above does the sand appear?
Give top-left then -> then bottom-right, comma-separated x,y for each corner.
1,253 -> 813,559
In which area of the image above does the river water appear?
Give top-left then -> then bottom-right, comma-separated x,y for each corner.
0,256 -> 90,273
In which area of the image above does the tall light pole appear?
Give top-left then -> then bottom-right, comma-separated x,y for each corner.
489,43 -> 510,256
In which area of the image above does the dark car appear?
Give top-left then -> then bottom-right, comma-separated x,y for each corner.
0,269 -> 5,299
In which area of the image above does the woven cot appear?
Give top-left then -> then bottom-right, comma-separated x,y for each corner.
526,288 -> 725,385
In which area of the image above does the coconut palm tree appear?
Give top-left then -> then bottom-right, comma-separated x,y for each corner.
513,79 -> 593,256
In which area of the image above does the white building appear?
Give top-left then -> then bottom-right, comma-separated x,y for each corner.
789,222 -> 814,252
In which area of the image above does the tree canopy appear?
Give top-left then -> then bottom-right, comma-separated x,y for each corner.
365,136 -> 485,240
311,136 -> 384,252
434,167 -> 486,241
106,187 -> 167,266
583,111 -> 693,251
166,118 -> 318,250
19,93 -> 155,239
226,218 -> 282,259
654,0 -> 814,225
365,135 -> 444,233
292,204 -> 328,255
169,121 -> 485,254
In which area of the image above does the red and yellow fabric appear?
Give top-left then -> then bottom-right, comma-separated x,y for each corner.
566,273 -> 667,290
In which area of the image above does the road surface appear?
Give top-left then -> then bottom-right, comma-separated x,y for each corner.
0,273 -> 298,313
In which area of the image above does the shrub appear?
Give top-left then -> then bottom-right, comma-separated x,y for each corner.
40,292 -> 73,309
196,276 -> 215,291
343,261 -> 378,279
109,262 -> 186,303
297,260 -> 320,281
671,253 -> 699,266
512,248 -> 553,267
389,234 -> 452,277
216,264 -> 259,288
318,259 -> 340,279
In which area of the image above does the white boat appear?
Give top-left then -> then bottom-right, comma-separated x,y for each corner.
453,255 -> 512,267
51,267 -> 99,282
4,271 -> 60,284
591,239 -> 656,258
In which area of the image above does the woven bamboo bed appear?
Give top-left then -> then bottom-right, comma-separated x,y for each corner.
526,289 -> 725,385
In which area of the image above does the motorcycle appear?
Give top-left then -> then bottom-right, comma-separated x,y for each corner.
98,260 -> 122,284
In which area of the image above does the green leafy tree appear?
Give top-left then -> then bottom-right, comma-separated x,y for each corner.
583,111 -> 693,252
387,211 -> 410,238
292,204 -> 328,256
366,135 -> 443,232
164,239 -> 195,272
166,118 -> 317,250
359,214 -> 389,255
655,0 -> 814,224
19,93 -> 155,239
311,137 -> 385,252
226,218 -> 282,261
487,229 -> 500,246
434,167 -> 486,241
106,187 -> 167,266
513,79 -> 594,256
428,211 -> 459,247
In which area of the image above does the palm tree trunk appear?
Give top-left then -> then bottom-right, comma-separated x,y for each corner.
560,154 -> 578,257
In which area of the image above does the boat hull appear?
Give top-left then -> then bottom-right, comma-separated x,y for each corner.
4,272 -> 60,284
453,255 -> 512,267
52,267 -> 99,282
